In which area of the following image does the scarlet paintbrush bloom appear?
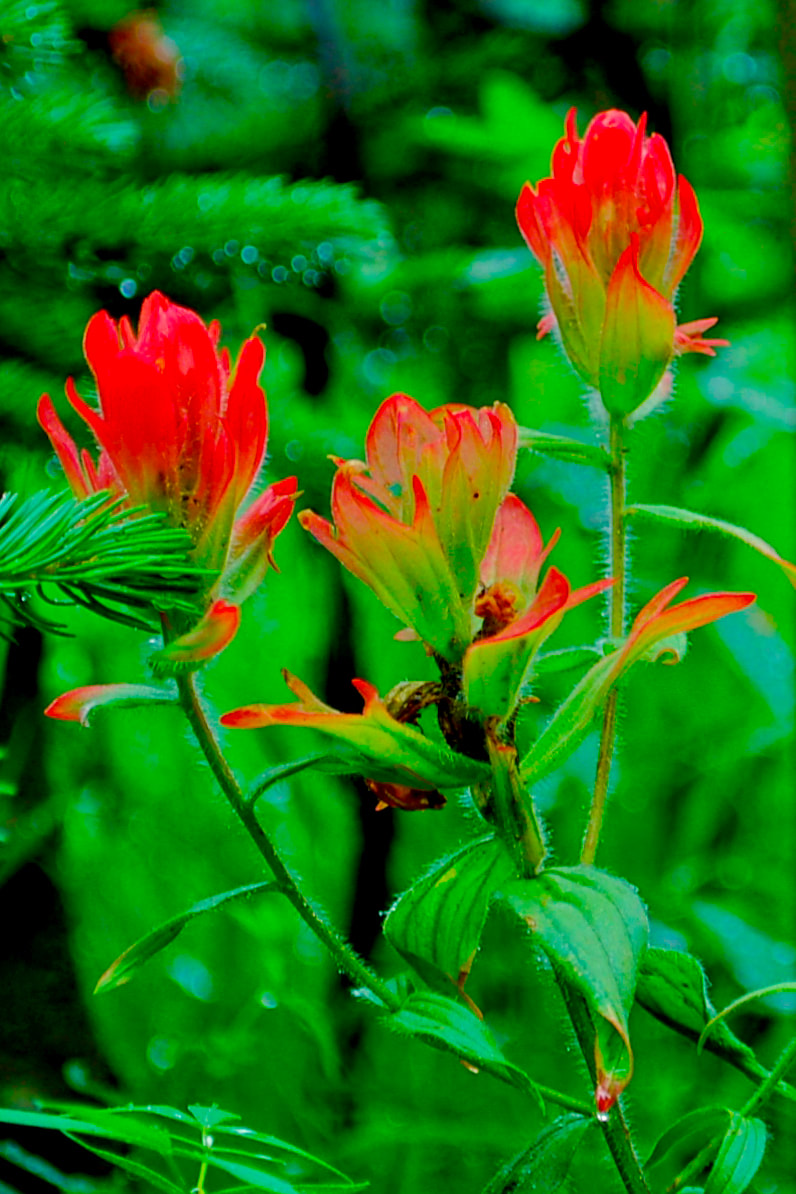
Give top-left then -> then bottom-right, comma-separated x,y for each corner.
464,495 -> 612,718
221,671 -> 490,804
300,393 -> 518,663
38,292 -> 297,607
517,109 -> 727,416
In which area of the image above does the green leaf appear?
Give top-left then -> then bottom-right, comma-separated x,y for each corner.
530,646 -> 604,678
387,992 -> 544,1112
60,1137 -> 182,1194
518,427 -> 609,469
384,835 -> 516,991
247,754 -> 338,806
188,1105 -> 241,1130
45,683 -> 176,727
636,948 -> 755,1065
703,1115 -> 767,1194
520,652 -> 619,786
481,1114 -> 593,1193
647,1106 -> 733,1168
502,866 -> 648,1105
698,983 -> 796,1052
0,1108 -> 171,1154
94,882 -> 283,993
627,504 -> 796,588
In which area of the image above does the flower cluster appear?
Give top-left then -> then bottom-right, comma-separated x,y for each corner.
39,292 -> 297,654
517,108 -> 727,416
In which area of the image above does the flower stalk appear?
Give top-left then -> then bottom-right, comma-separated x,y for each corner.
582,415 -> 626,866
174,668 -> 402,1012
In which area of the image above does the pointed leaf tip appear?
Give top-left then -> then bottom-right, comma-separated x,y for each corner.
45,683 -> 175,726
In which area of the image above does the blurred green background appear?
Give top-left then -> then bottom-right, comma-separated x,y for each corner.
1,0 -> 794,1190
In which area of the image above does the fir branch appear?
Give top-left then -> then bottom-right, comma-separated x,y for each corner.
0,172 -> 389,265
0,490 -> 209,635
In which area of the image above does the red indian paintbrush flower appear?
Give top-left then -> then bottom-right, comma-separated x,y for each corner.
517,109 -> 727,416
300,393 -> 518,663
464,495 -> 613,718
38,291 -> 298,625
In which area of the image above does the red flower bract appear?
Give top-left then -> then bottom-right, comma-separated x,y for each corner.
38,291 -> 297,600
516,109 -> 727,416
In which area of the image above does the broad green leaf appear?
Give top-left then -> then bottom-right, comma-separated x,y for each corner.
703,1115 -> 767,1194
384,835 -> 516,991
387,992 -> 544,1111
482,1114 -> 593,1193
636,948 -> 755,1065
94,882 -> 283,993
502,866 -> 648,1107
647,1106 -> 732,1168
518,427 -> 609,469
628,504 -> 796,588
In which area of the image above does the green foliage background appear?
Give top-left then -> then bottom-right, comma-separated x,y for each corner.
0,0 -> 794,1190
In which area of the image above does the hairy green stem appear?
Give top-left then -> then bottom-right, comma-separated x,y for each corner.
740,1032 -> 796,1116
560,980 -> 651,1194
177,673 -> 597,1116
176,670 -> 402,1011
582,416 -> 626,866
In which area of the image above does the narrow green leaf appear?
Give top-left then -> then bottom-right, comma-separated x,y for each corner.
481,1114 -> 593,1193
387,992 -> 545,1111
703,1116 -> 767,1194
636,948 -> 755,1065
0,1108 -> 170,1154
246,754 -> 337,806
95,882 -> 283,993
60,1137 -> 182,1194
188,1105 -> 241,1129
0,1139 -> 98,1194
698,983 -> 796,1052
517,427 -> 609,469
647,1106 -> 733,1168
628,504 -> 796,588
196,1156 -> 297,1194
45,683 -> 176,727
384,835 -> 516,992
502,867 -> 648,1106
530,646 -> 604,678
520,652 -> 618,786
